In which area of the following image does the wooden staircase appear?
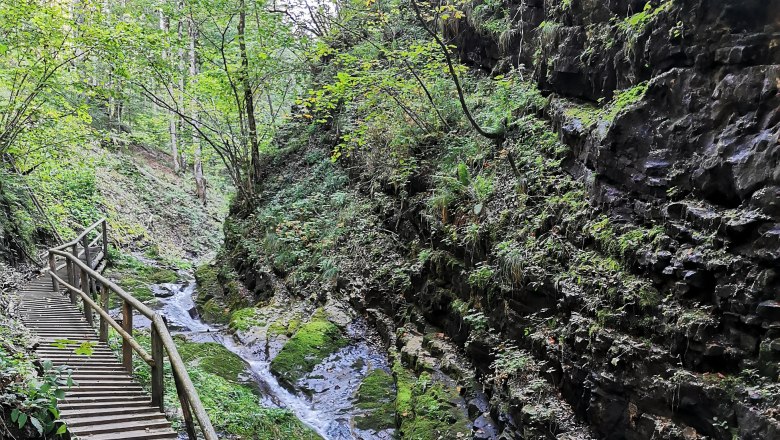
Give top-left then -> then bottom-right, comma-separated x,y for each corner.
19,267 -> 178,439
18,219 -> 217,439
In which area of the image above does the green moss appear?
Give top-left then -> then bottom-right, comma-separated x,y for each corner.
564,103 -> 602,127
392,359 -> 470,439
201,298 -> 231,324
106,253 -> 179,306
143,267 -> 178,284
604,82 -> 649,120
191,368 -> 321,439
268,315 -> 303,337
230,308 -> 265,332
194,263 -> 220,306
270,311 -> 348,383
174,337 -> 245,382
355,369 -> 396,431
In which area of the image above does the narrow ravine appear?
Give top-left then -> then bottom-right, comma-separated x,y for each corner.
132,270 -> 392,440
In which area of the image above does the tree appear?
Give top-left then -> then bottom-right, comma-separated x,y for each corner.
123,0 -> 301,202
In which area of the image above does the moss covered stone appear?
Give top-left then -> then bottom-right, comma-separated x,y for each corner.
174,336 -> 245,382
194,263 -> 220,306
270,310 -> 348,384
354,369 -> 396,431
200,298 -> 230,324
106,254 -> 179,306
394,360 -> 470,439
229,307 -> 265,332
268,315 -> 302,337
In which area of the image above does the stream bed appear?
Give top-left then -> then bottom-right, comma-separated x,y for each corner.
130,272 -> 393,440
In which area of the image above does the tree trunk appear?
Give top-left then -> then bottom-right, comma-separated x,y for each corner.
239,0 -> 260,194
189,19 -> 206,204
159,5 -> 180,174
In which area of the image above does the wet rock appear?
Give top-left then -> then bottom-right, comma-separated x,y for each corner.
467,392 -> 491,419
473,414 -> 500,440
756,300 -> 780,322
151,283 -> 176,298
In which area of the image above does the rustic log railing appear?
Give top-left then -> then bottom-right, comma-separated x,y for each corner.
47,218 -> 218,440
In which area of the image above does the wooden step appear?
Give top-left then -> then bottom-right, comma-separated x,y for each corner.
19,270 -> 177,440
73,427 -> 177,440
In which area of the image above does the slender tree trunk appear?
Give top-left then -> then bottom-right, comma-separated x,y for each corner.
239,0 -> 260,192
189,19 -> 206,204
160,5 -> 180,173
177,0 -> 186,169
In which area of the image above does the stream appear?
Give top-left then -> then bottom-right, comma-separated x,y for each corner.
129,272 -> 392,440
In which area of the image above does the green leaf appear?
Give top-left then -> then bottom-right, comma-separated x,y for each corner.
30,416 -> 43,434
56,424 -> 68,435
10,408 -> 19,422
17,412 -> 28,429
74,341 -> 95,356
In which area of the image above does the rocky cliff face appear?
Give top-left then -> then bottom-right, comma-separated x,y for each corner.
442,0 -> 780,438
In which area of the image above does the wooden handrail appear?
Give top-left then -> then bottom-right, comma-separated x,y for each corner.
47,270 -> 155,365
47,222 -> 218,440
52,217 -> 106,251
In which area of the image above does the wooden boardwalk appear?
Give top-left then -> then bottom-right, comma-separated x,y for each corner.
19,253 -> 178,438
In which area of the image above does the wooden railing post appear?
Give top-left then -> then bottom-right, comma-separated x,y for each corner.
99,282 -> 109,342
167,315 -> 197,439
122,300 -> 133,373
71,244 -> 79,303
48,253 -> 59,292
150,323 -> 165,412
65,259 -> 75,303
83,234 -> 91,269
82,268 -> 93,327
102,219 -> 109,261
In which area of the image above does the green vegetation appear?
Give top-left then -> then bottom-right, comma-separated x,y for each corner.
564,81 -> 649,127
354,369 -> 396,431
270,310 -> 348,384
194,260 -> 245,324
0,293 -> 71,439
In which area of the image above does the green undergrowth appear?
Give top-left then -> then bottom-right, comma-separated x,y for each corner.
0,170 -> 54,264
0,281 -> 70,439
225,150 -> 364,289
270,309 -> 348,384
354,369 -> 396,432
123,331 -> 319,439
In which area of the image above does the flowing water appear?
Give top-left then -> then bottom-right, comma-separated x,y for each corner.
132,272 -> 392,440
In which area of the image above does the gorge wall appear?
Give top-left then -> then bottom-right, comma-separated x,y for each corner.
212,1 -> 780,439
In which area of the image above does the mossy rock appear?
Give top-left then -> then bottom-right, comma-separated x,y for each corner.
355,369 -> 397,431
270,311 -> 348,384
229,307 -> 265,332
394,361 -> 470,439
268,315 -> 302,337
141,266 -> 178,284
201,298 -> 231,324
174,337 -> 246,382
194,263 -> 220,306
136,334 -> 321,439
